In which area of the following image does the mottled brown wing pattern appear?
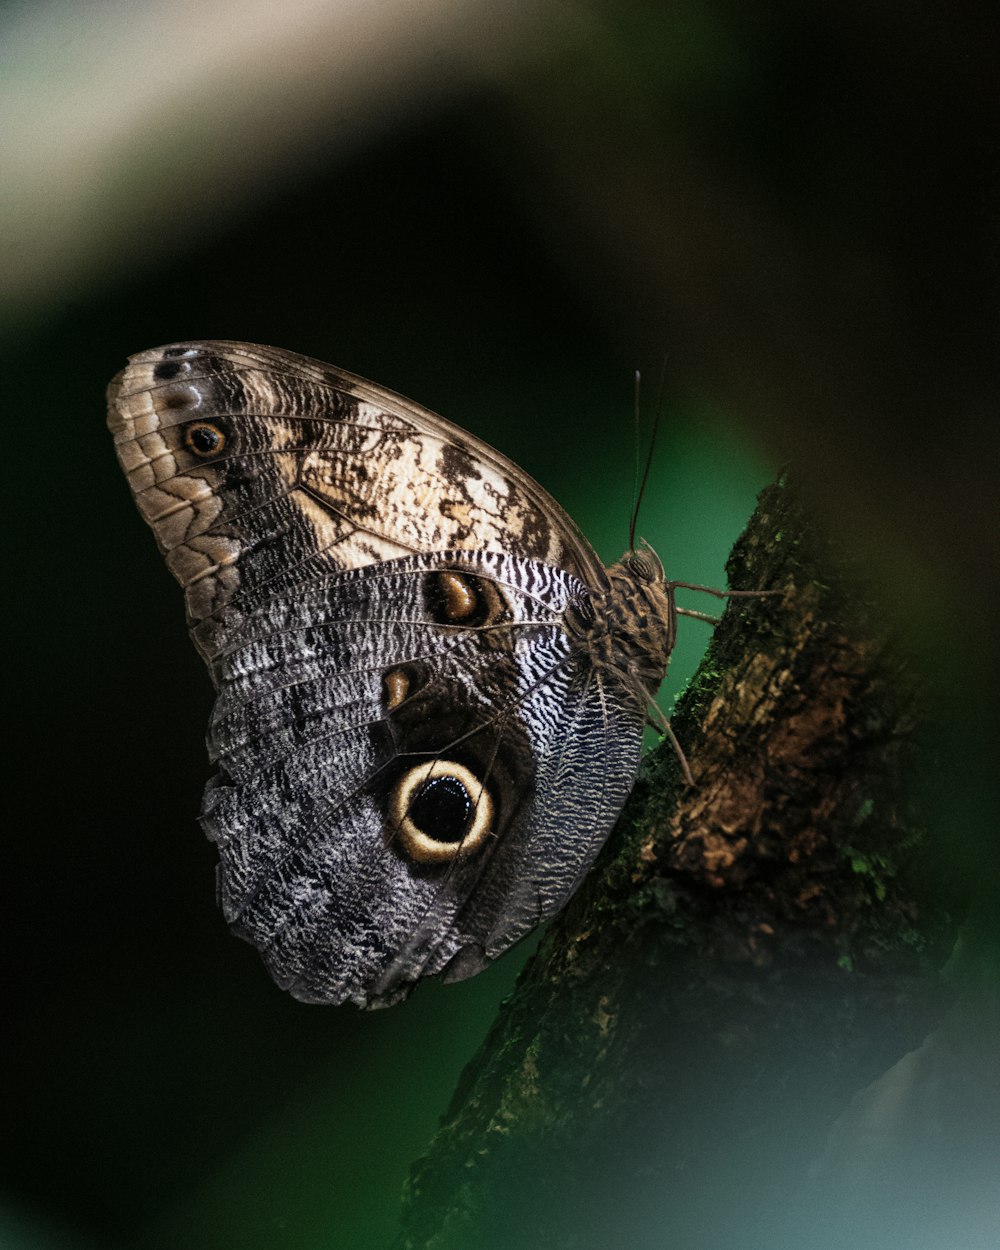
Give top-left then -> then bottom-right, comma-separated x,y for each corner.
107,341 -> 602,660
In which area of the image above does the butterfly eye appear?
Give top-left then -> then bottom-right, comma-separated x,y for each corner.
626,548 -> 663,582
390,760 -> 494,863
184,421 -> 226,458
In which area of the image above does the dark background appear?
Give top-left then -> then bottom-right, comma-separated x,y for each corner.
3,3 -> 997,1247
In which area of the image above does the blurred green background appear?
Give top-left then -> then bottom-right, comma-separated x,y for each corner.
3,2 -> 996,1248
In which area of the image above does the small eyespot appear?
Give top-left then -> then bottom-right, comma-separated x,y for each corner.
184,421 -> 226,458
389,760 -> 494,863
161,385 -> 199,411
382,667 -> 410,710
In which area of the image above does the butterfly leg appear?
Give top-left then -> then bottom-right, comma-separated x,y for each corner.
675,607 -> 721,626
645,699 -> 694,787
668,580 -> 783,600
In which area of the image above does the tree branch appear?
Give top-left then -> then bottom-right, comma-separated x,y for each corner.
396,478 -> 959,1250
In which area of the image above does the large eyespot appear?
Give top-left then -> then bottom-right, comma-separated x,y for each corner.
184,421 -> 226,458
389,760 -> 494,863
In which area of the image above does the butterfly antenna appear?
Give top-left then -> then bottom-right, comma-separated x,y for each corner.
629,369 -> 642,548
628,354 -> 669,552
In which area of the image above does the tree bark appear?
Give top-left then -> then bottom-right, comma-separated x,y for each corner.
395,478 -> 959,1250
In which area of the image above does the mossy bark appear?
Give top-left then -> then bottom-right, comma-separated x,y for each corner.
396,479 -> 958,1250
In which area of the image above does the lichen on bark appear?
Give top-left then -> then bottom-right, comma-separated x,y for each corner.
396,478 -> 958,1250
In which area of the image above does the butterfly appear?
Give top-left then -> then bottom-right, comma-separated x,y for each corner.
107,341 -> 750,1007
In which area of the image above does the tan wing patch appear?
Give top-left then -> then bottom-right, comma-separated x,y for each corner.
300,423 -> 569,570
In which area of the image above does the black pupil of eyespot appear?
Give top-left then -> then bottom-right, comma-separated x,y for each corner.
409,775 -> 473,843
189,425 -> 220,453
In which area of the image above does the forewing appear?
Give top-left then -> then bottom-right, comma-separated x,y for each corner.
107,341 -> 603,660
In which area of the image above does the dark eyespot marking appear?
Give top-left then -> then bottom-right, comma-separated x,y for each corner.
160,385 -> 199,411
153,359 -> 184,381
410,775 -> 472,843
424,570 -> 509,629
388,760 -> 494,863
184,421 -> 226,458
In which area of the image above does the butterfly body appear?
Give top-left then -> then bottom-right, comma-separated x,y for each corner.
108,342 -> 678,1006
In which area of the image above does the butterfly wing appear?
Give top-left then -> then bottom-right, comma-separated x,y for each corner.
200,550 -> 641,1006
107,341 -> 605,660
107,342 -> 642,1006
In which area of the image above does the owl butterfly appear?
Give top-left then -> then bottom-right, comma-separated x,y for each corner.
108,342 -> 751,1008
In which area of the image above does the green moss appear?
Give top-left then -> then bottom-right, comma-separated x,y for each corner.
852,798 -> 875,826
845,845 -> 895,903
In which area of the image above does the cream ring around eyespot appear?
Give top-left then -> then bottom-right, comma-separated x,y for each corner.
390,760 -> 494,863
183,420 -> 226,457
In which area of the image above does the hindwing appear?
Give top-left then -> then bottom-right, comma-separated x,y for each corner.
200,551 -> 640,1006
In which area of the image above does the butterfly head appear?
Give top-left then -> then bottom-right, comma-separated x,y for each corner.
621,540 -> 665,585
